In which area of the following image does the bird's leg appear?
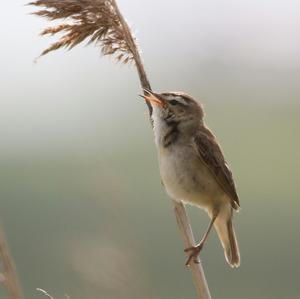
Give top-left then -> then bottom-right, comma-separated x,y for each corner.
184,210 -> 219,266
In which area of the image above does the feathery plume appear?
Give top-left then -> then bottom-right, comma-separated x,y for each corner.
29,0 -> 153,113
29,0 -> 135,64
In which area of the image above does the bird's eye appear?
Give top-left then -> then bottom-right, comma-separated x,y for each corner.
169,100 -> 178,105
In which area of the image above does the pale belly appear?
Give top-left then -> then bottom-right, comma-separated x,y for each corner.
159,145 -> 226,210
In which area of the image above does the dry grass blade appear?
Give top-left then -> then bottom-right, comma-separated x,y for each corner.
36,288 -> 54,299
29,0 -> 134,63
0,229 -> 23,299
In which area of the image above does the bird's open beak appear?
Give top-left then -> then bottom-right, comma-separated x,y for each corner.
140,89 -> 167,108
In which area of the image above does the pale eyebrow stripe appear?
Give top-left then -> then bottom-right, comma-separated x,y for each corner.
175,96 -> 188,105
161,92 -> 188,105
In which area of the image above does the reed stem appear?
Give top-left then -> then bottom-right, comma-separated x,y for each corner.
0,229 -> 23,299
111,2 -> 212,298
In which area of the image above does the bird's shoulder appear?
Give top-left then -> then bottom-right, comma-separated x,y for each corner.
192,125 -> 240,209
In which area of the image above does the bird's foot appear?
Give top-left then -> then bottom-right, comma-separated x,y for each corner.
184,242 -> 204,266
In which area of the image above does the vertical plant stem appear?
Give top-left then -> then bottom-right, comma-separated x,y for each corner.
0,229 -> 23,299
111,1 -> 212,298
174,201 -> 211,299
111,0 -> 153,115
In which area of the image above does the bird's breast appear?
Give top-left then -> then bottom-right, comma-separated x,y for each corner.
158,144 -> 223,208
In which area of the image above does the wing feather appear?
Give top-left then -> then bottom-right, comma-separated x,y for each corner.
192,126 -> 240,210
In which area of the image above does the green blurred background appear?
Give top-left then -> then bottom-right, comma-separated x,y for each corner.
1,0 -> 300,298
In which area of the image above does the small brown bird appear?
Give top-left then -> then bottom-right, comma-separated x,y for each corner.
142,90 -> 240,268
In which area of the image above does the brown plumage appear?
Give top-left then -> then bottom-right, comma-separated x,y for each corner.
144,90 -> 241,267
193,127 -> 240,210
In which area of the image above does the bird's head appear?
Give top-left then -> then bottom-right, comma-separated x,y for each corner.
141,90 -> 204,127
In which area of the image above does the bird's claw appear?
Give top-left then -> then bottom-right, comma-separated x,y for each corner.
184,243 -> 204,266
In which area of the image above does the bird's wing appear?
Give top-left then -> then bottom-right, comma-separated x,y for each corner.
192,126 -> 240,210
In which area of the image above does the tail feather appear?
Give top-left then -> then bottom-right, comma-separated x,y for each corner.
214,210 -> 240,268
226,219 -> 240,267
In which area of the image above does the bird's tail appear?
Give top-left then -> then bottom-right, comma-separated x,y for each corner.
213,208 -> 240,268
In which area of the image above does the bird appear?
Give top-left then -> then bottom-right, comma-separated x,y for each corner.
141,89 -> 240,268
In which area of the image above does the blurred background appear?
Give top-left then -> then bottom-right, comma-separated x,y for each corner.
1,0 -> 300,298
